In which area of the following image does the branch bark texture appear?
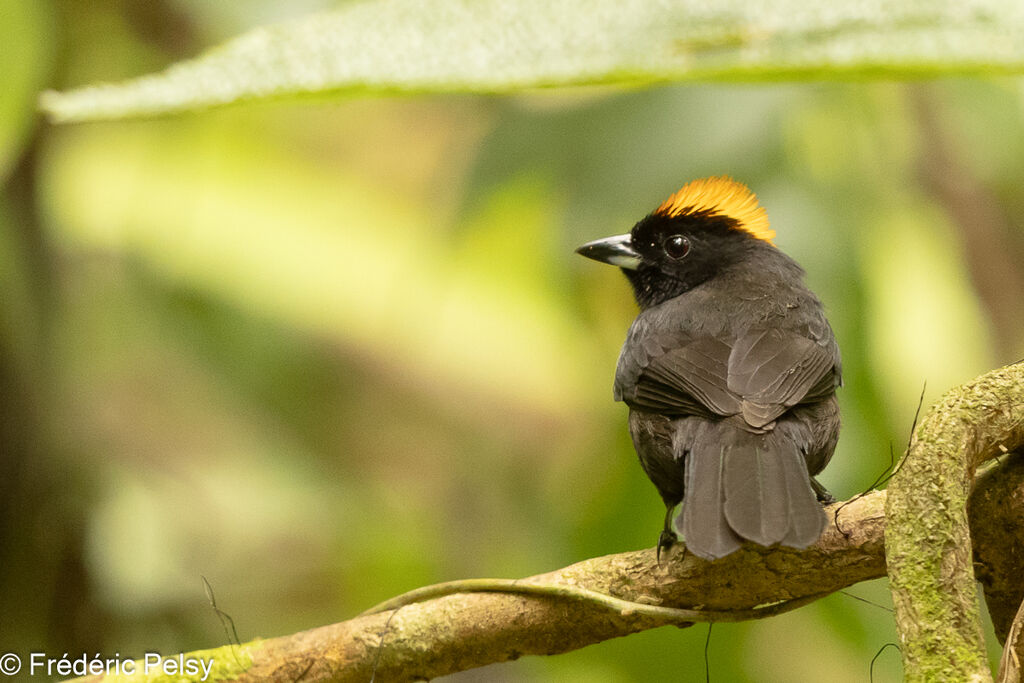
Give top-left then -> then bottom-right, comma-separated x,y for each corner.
971,453 -> 1024,645
886,363 -> 1024,682
240,492 -> 886,681
66,363 -> 1024,682
71,493 -> 886,682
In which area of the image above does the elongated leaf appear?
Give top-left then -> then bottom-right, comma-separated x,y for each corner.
40,0 -> 1024,122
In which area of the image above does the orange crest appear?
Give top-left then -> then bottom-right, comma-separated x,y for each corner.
654,176 -> 775,244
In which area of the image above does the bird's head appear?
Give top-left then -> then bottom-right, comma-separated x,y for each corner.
576,177 -> 777,309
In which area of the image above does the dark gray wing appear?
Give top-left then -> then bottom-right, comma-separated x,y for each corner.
616,322 -> 839,428
727,327 -> 839,428
631,337 -> 741,416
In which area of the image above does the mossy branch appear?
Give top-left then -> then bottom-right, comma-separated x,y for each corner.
67,493 -> 887,682
64,363 -> 1024,682
886,363 -> 1024,683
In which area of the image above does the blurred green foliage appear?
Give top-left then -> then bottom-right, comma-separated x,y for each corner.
3,1 -> 1024,681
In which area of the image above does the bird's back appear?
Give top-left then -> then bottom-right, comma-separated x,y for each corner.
615,248 -> 841,559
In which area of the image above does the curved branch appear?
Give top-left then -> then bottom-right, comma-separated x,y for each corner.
64,364 -> 1023,682
253,494 -> 885,682
69,493 -> 886,682
886,363 -> 1024,682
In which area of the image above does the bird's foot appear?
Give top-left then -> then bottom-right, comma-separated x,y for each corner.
810,477 -> 836,504
657,529 -> 678,565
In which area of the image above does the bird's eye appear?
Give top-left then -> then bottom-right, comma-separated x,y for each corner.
663,235 -> 690,259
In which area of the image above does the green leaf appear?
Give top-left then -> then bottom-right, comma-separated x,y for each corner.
40,0 -> 1024,123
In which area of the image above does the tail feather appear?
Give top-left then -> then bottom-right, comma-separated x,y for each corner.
678,435 -> 742,560
722,436 -> 790,546
676,423 -> 825,559
780,446 -> 828,547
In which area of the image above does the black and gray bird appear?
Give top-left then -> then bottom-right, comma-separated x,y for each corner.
577,177 -> 841,560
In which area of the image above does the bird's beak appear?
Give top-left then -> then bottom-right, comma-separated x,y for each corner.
575,234 -> 641,270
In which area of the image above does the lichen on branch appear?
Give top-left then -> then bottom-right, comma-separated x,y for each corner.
886,363 -> 1024,683
64,363 -> 1024,682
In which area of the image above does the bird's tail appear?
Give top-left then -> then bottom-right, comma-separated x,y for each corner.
678,423 -> 826,560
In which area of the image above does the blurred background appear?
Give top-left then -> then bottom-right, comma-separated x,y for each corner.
3,1 -> 1024,681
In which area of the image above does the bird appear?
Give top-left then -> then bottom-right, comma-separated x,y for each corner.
576,176 -> 841,561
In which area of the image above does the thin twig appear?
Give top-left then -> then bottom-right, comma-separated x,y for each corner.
361,577 -> 833,626
834,382 -> 926,535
